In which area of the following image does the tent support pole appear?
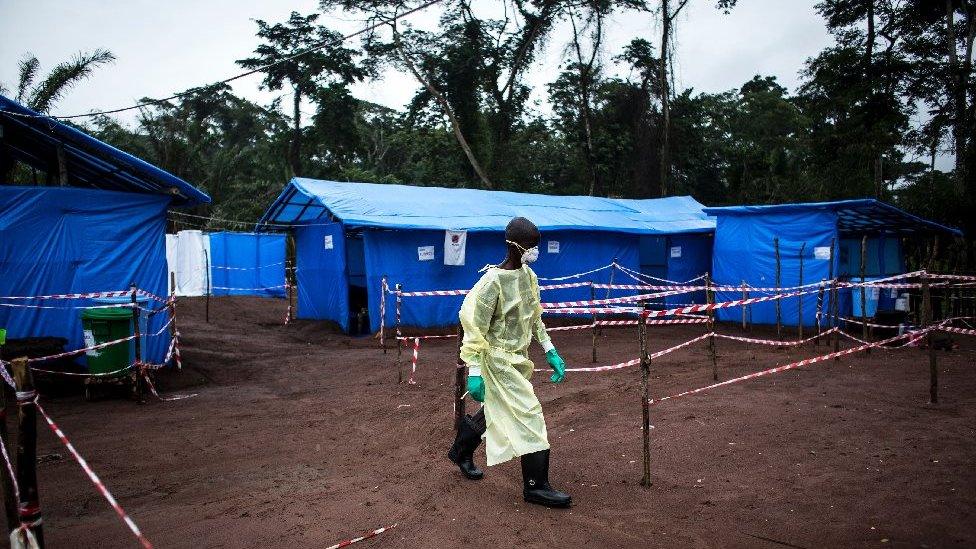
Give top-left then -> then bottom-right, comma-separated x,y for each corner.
798,243 -> 806,340
774,237 -> 782,341
130,284 -> 145,404
639,312 -> 651,488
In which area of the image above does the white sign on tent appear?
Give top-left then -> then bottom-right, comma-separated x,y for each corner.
444,230 -> 467,266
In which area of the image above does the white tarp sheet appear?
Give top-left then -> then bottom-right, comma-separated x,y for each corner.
166,230 -> 212,296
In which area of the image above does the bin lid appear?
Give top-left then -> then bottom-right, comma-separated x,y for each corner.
81,306 -> 135,320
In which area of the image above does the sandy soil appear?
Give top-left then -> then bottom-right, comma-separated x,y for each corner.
18,296 -> 976,548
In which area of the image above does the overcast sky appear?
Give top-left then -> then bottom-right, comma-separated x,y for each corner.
5,1 -> 938,169
0,0 -> 834,115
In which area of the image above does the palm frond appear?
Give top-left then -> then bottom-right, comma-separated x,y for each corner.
28,48 -> 115,112
16,54 -> 40,102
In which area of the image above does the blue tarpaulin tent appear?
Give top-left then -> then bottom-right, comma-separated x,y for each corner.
703,199 -> 962,326
1,95 -> 210,365
208,232 -> 287,297
260,178 -> 715,332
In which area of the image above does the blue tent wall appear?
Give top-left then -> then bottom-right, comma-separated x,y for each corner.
0,187 -> 169,363
712,210 -> 838,326
295,223 -> 349,331
665,233 -> 712,307
209,232 -> 286,297
365,229 -> 640,332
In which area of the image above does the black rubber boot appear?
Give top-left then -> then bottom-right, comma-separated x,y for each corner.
521,449 -> 572,507
448,409 -> 486,480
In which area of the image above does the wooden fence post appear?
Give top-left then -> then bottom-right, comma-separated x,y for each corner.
454,325 -> 466,430
169,274 -> 179,370
130,284 -> 144,404
815,279 -> 826,346
0,382 -> 19,537
774,237 -> 782,341
11,358 -> 43,547
204,248 -> 211,324
639,312 -> 651,488
741,281 -> 748,331
798,243 -> 806,340
381,276 -> 388,355
590,282 -> 598,363
706,273 -> 718,381
922,272 -> 937,404
395,283 -> 403,384
825,238 -> 836,346
860,235 -> 869,353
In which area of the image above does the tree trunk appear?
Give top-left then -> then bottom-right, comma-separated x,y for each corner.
658,0 -> 672,198
866,1 -> 882,198
946,0 -> 970,194
291,88 -> 303,177
393,30 -> 494,189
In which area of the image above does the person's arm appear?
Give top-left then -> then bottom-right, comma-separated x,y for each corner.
459,273 -> 499,401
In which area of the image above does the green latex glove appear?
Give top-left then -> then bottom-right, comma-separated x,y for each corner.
0,328 -> 5,346
467,375 -> 485,402
546,349 -> 566,383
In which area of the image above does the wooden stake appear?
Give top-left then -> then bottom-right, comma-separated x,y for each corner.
0,382 -> 18,536
825,238 -> 836,346
590,283 -> 597,363
639,313 -> 651,488
169,273 -> 179,370
922,272 -> 937,404
774,237 -> 782,340
287,266 -> 295,322
11,358 -> 43,547
395,283 -> 403,384
860,235 -> 869,353
130,284 -> 144,404
741,280 -> 747,331
204,248 -> 211,324
706,273 -> 718,381
381,276 -> 388,355
454,325 -> 466,430
815,279 -> 826,346
797,243 -> 806,340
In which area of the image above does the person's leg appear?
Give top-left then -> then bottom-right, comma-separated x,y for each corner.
448,407 -> 486,480
521,449 -> 571,507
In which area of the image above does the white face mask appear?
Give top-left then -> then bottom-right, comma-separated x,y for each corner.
507,240 -> 540,265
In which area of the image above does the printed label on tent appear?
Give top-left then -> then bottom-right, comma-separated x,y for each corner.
547,241 -> 560,254
890,288 -> 898,299
418,246 -> 435,261
814,246 -> 831,260
670,246 -> 682,258
324,235 -> 334,250
83,330 -> 101,357
444,230 -> 467,266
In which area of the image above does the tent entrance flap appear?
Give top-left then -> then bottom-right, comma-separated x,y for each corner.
296,223 -> 350,331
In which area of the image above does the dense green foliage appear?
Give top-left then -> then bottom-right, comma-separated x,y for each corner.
3,1 -> 974,265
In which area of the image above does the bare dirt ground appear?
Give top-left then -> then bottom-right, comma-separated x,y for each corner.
25,296 -> 976,548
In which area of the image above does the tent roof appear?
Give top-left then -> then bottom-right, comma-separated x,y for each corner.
702,199 -> 962,237
0,95 -> 210,207
258,178 -> 715,234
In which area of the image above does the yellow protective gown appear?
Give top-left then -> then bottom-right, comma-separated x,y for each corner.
459,265 -> 553,466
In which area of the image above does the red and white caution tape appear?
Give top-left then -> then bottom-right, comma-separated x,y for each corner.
650,329 -> 924,405
25,334 -> 137,364
544,306 -> 643,315
712,327 -> 838,347
928,272 -> 976,281
325,522 -> 398,549
135,288 -> 168,303
942,326 -> 976,337
396,334 -> 456,340
538,281 -> 593,291
34,399 -> 153,548
140,370 -> 197,402
398,288 -> 468,297
542,287 -> 697,308
0,290 -> 130,301
535,333 -> 713,373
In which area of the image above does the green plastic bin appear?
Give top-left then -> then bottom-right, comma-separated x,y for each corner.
80,307 -> 132,375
